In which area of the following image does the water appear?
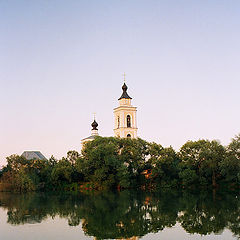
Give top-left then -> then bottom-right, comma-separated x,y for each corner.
0,190 -> 239,240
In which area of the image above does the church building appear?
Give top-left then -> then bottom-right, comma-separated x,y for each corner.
81,80 -> 138,145
114,82 -> 137,138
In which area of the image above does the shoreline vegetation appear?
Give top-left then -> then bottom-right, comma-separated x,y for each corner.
0,135 -> 240,192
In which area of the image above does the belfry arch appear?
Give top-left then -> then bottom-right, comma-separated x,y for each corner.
127,115 -> 131,128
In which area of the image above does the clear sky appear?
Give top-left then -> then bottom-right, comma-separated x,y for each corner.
1,0 -> 240,165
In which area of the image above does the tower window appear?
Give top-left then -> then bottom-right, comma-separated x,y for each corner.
127,115 -> 131,128
127,134 -> 131,138
118,116 -> 120,128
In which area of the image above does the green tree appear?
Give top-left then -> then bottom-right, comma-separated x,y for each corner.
77,137 -> 150,189
2,155 -> 36,191
200,140 -> 225,188
51,158 -> 73,186
150,144 -> 179,187
118,137 -> 149,186
178,140 -> 207,187
179,140 -> 225,188
77,137 -> 120,189
220,134 -> 240,184
67,150 -> 80,166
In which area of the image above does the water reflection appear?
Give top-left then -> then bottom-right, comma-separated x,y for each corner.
0,190 -> 239,239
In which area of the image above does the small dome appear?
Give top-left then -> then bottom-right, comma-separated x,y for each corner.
122,83 -> 128,91
91,120 -> 98,130
118,83 -> 132,100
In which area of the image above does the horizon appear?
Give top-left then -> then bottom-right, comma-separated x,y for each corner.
1,0 -> 240,164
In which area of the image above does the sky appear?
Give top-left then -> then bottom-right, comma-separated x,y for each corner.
1,0 -> 240,165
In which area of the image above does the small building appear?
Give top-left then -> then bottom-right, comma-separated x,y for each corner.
21,151 -> 46,160
81,118 -> 99,145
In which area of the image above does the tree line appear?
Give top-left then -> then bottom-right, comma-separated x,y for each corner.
0,135 -> 240,192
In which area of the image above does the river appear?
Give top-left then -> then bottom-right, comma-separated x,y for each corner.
0,190 -> 239,239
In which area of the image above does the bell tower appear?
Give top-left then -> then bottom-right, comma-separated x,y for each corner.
114,82 -> 137,138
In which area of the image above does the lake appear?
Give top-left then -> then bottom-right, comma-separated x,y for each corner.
0,190 -> 239,240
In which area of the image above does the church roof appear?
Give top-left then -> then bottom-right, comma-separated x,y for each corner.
91,119 -> 98,130
118,83 -> 132,100
81,135 -> 97,141
21,151 -> 46,160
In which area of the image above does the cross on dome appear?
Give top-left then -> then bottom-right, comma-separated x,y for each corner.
122,72 -> 126,83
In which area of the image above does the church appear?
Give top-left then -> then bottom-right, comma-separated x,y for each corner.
81,81 -> 138,145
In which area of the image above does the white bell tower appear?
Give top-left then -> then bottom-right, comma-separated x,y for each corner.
114,81 -> 137,138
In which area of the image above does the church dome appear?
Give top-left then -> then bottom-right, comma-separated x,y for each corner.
122,83 -> 128,91
91,120 -> 98,130
118,83 -> 132,100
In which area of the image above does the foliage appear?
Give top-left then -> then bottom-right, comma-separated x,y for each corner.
51,158 -> 73,185
220,134 -> 240,185
179,140 -> 226,188
0,135 -> 240,192
150,144 -> 180,187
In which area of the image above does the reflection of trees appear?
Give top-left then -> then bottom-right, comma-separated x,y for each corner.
0,193 -> 84,226
178,191 -> 240,237
79,191 -> 177,239
0,190 -> 239,239
178,192 -> 225,235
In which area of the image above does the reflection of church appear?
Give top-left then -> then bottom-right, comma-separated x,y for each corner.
82,81 -> 138,144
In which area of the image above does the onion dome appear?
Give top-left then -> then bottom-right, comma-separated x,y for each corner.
91,120 -> 98,130
118,83 -> 132,100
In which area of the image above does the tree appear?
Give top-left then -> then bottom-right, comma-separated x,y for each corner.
67,150 -> 80,166
51,159 -> 74,186
179,140 -> 208,187
150,144 -> 179,187
77,137 -> 121,189
118,138 -> 149,186
200,140 -> 225,188
2,155 -> 36,191
220,134 -> 240,184
77,137 -> 150,189
179,140 -> 225,188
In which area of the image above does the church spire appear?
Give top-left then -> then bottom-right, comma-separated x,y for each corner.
118,82 -> 132,100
